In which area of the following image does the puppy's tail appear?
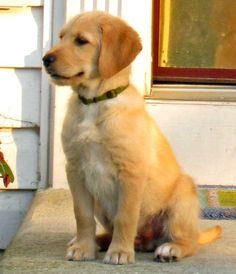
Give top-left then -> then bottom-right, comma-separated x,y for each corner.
198,225 -> 222,245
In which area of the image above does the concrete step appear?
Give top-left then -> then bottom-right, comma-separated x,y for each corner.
1,189 -> 236,274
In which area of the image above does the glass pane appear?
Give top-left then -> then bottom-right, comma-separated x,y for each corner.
159,0 -> 236,69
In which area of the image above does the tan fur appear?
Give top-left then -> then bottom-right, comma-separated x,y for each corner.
43,11 -> 221,265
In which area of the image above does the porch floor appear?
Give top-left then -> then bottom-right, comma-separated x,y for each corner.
1,189 -> 235,274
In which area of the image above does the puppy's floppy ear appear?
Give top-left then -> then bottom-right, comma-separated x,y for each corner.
98,19 -> 142,79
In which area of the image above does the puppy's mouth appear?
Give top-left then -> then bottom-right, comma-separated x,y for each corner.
50,71 -> 84,80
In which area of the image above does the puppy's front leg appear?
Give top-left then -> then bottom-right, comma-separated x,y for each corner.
104,174 -> 144,265
66,165 -> 96,261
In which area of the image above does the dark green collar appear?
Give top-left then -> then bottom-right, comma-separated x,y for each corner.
78,85 -> 128,105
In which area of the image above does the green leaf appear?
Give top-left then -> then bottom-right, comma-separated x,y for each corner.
0,160 -> 14,183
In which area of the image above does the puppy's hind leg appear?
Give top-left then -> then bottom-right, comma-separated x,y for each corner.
154,175 -> 200,262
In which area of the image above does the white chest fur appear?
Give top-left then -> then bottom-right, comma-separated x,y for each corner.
62,99 -> 119,218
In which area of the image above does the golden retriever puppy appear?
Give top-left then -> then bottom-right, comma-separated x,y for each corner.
43,11 -> 221,264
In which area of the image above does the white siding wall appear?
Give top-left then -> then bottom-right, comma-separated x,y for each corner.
0,0 -> 52,248
147,101 -> 236,186
0,69 -> 40,128
0,7 -> 43,67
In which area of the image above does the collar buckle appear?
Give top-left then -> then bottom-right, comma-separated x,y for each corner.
106,90 -> 117,99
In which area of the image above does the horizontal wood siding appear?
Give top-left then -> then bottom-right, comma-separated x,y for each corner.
0,6 -> 43,190
0,1 -> 49,248
0,7 -> 43,67
0,0 -> 43,6
0,68 -> 40,128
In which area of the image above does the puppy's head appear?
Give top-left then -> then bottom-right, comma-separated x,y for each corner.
43,11 -> 142,86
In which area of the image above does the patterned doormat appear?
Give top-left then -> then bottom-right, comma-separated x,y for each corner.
198,186 -> 236,219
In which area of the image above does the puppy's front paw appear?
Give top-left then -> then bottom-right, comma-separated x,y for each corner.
103,249 -> 135,265
66,239 -> 96,261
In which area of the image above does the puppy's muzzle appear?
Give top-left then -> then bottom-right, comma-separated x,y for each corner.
42,54 -> 66,79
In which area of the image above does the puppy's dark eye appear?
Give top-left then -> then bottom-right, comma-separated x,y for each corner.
75,37 -> 88,46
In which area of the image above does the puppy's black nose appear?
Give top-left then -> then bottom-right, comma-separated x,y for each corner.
43,54 -> 56,68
